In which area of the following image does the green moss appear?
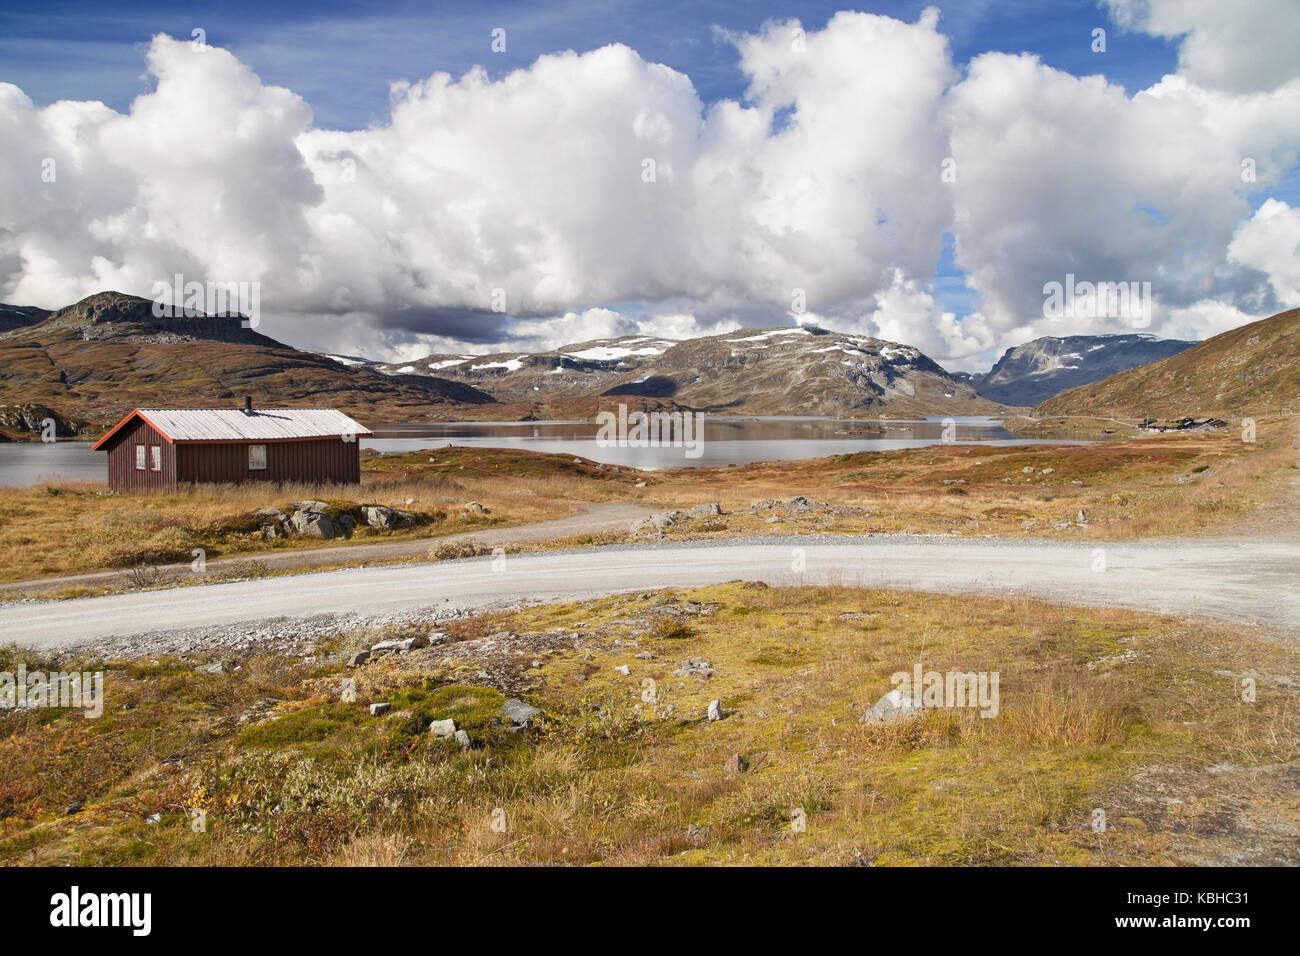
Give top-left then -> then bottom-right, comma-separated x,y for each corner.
236,701 -> 370,748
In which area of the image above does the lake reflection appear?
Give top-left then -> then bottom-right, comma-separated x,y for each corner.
0,416 -> 1087,486
364,416 -> 1085,471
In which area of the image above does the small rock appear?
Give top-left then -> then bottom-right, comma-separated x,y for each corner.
724,753 -> 749,774
613,664 -> 630,676
346,650 -> 371,668
1021,466 -> 1034,474
369,702 -> 391,717
65,802 -> 83,816
707,699 -> 723,721
674,658 -> 714,679
634,480 -> 647,488
145,813 -> 162,824
688,502 -> 722,518
196,661 -> 229,676
454,729 -> 471,749
429,718 -> 457,738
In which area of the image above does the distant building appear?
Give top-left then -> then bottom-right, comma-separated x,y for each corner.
92,399 -> 373,492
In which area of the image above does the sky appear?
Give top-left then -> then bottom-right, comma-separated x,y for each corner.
1,0 -> 1298,370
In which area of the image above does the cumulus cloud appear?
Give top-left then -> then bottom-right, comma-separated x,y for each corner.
0,4 -> 1298,369
1106,0 -> 1300,93
1228,199 -> 1300,308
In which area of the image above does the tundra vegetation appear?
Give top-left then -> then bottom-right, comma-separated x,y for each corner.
0,583 -> 1293,866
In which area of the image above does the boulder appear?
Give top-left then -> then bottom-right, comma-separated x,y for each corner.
292,500 -> 330,513
454,729 -> 471,749
688,503 -> 722,518
290,509 -> 341,539
497,698 -> 542,728
464,501 -> 490,515
346,651 -> 371,668
706,699 -> 724,721
361,505 -> 416,529
860,687 -> 920,723
632,510 -> 682,535
369,702 -> 391,717
369,635 -> 428,655
429,718 -> 457,738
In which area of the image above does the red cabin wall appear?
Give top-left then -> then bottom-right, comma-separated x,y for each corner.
174,438 -> 361,486
103,419 -> 176,492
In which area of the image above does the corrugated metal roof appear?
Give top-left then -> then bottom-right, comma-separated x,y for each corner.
134,408 -> 373,442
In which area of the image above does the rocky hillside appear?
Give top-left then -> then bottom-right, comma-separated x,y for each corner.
0,291 -> 286,348
381,326 -> 1002,417
975,333 -> 1195,406
0,304 -> 50,334
1036,308 -> 1300,418
0,292 -> 496,427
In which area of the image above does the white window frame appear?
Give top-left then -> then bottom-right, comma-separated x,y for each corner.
150,445 -> 162,471
248,444 -> 268,471
135,444 -> 146,471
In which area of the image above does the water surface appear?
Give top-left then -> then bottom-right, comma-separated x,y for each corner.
0,416 -> 1085,486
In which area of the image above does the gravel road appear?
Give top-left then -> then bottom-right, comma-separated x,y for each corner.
2,533 -> 1296,651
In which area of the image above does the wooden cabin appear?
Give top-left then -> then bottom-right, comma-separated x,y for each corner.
92,400 -> 373,492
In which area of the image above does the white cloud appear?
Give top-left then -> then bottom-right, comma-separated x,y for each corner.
0,5 -> 1297,368
1228,199 -> 1300,308
1106,0 -> 1300,93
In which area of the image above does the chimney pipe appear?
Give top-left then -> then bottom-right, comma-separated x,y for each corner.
244,396 -> 253,416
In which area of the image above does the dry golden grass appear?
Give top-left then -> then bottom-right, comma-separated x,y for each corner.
0,472 -> 570,582
3,584 -> 1294,866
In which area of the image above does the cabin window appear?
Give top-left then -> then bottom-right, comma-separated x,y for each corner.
150,445 -> 162,471
249,444 -> 267,470
135,444 -> 146,470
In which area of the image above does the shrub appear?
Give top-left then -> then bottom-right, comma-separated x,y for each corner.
430,538 -> 492,561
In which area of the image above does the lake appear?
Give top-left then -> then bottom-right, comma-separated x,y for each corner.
0,416 -> 1083,487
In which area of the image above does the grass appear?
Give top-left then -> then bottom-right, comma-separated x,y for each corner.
1,583 -> 1294,866
0,472 -> 573,583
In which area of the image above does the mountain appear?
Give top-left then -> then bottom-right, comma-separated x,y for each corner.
0,292 -> 496,426
1036,308 -> 1300,418
0,292 -> 1011,426
0,304 -> 51,334
973,333 -> 1196,406
377,326 -> 1004,417
374,334 -> 680,404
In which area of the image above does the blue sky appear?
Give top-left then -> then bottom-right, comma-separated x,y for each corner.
2,1 -> 1181,133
